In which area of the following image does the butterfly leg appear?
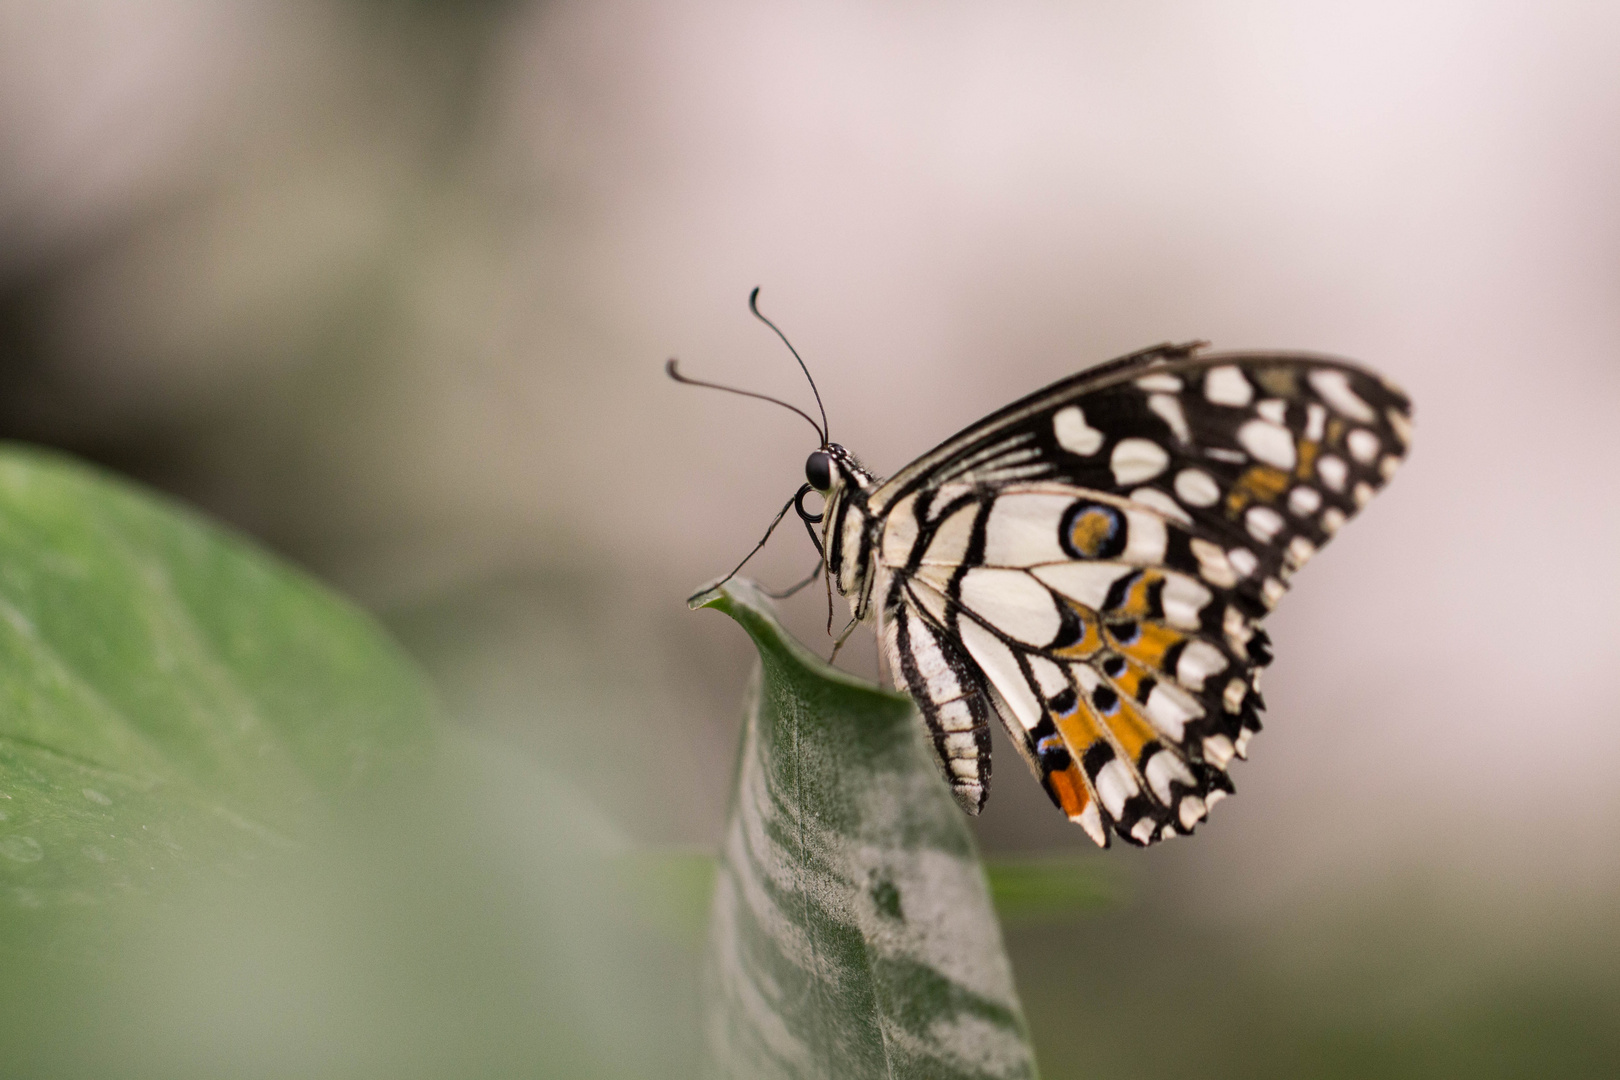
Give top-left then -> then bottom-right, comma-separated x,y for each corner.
687,484 -> 812,605
762,559 -> 824,599
827,614 -> 861,663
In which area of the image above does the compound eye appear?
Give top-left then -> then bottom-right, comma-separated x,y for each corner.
805,451 -> 832,491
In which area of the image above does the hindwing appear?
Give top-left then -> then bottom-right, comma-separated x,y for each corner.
873,346 -> 1410,847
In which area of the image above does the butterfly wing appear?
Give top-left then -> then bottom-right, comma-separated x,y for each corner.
872,348 -> 1411,847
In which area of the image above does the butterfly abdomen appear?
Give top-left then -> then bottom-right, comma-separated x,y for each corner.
882,600 -> 995,814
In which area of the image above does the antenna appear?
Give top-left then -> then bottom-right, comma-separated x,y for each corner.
748,287 -> 829,443
666,359 -> 825,442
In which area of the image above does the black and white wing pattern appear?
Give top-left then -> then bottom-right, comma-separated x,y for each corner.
870,344 -> 1411,847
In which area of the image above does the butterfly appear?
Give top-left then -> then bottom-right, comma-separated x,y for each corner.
673,292 -> 1411,848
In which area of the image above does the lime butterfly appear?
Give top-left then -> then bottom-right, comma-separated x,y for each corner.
674,293 -> 1410,847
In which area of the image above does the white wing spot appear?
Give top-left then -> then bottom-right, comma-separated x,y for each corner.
1304,402 -> 1326,441
1189,537 -> 1237,588
1033,563 -> 1134,611
1144,682 -> 1202,740
1256,398 -> 1287,425
1261,576 -> 1287,608
1145,750 -> 1194,804
1129,486 -> 1192,525
1203,734 -> 1236,769
1223,606 -> 1252,649
1148,393 -> 1191,442
1053,405 -> 1104,456
1136,373 -> 1183,392
1179,795 -> 1207,829
1244,505 -> 1285,543
959,619 -> 1043,730
1354,482 -> 1375,508
1287,486 -> 1321,516
1387,407 -> 1413,447
1317,454 -> 1348,492
1110,438 -> 1170,484
1173,468 -> 1220,507
1308,369 -> 1377,422
1077,801 -> 1107,845
1121,506 -> 1169,564
1237,420 -> 1296,470
1205,365 -> 1252,407
1226,547 -> 1259,578
1321,507 -> 1346,535
1347,429 -> 1380,464
1223,677 -> 1247,713
1094,758 -> 1137,818
1175,640 -> 1228,692
1380,454 -> 1401,480
1285,535 -> 1317,571
1028,654 -> 1070,698
1070,664 -> 1102,694
1160,575 -> 1213,630
959,568 -> 1062,647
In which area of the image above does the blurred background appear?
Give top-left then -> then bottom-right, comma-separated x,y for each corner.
3,0 -> 1619,1075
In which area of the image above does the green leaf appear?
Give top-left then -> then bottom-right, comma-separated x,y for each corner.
0,444 -> 434,946
696,580 -> 1039,1080
984,856 -> 1117,925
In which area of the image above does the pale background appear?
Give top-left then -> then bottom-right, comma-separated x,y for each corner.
3,1 -> 1617,1075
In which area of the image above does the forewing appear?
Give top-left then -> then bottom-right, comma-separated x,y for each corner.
870,348 -> 1411,613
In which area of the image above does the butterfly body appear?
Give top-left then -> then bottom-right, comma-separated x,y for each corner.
807,341 -> 1411,848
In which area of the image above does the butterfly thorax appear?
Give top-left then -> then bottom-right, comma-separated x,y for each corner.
819,443 -> 883,615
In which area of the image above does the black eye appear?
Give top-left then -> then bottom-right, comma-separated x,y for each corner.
805,451 -> 832,490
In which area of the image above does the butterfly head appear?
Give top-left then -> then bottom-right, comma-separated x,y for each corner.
804,449 -> 832,491
806,443 -> 877,499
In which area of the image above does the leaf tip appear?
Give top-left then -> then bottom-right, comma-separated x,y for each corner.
686,580 -> 732,611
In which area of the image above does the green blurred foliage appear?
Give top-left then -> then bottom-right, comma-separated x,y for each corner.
1010,888 -> 1620,1080
0,443 -> 434,954
984,855 -> 1116,926
0,445 -> 699,1079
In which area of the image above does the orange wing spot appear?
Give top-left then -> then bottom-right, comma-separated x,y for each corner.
1068,505 -> 1118,558
1054,691 -> 1156,774
1108,621 -> 1184,670
1294,439 -> 1319,481
1109,570 -> 1163,618
1225,465 -> 1290,517
1104,697 -> 1160,763
1326,417 -> 1346,446
1254,366 -> 1299,398
1052,603 -> 1106,659
1053,705 -> 1106,766
1047,764 -> 1091,818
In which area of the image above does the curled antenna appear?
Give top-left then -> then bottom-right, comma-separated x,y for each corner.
748,287 -> 828,443
666,359 -> 825,442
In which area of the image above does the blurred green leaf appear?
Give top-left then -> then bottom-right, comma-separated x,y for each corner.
0,444 -> 434,950
697,580 -> 1039,1080
984,856 -> 1117,925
